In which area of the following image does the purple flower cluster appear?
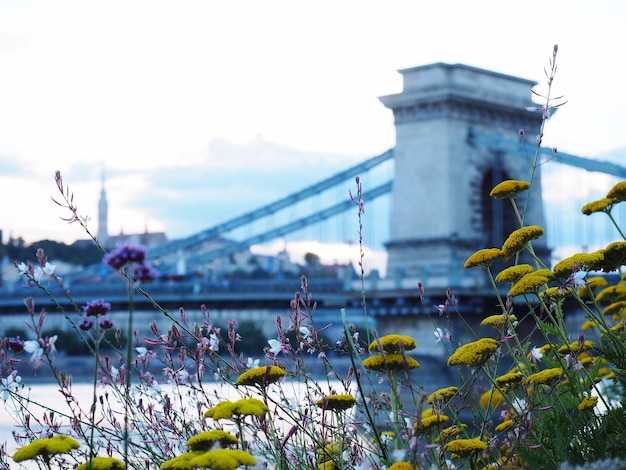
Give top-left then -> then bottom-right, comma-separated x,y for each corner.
103,244 -> 159,282
103,244 -> 147,270
80,299 -> 114,331
83,299 -> 111,317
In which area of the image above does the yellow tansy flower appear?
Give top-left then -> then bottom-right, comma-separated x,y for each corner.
501,225 -> 544,260
161,450 -> 205,470
448,338 -> 499,367
489,180 -> 530,199
603,301 -> 626,318
597,241 -> 626,272
75,457 -> 125,470
236,365 -> 285,386
316,394 -> 357,411
189,449 -> 256,469
557,340 -> 594,355
596,283 -> 626,302
363,353 -> 420,372
577,396 -> 599,412
495,371 -> 524,389
444,437 -> 488,458
427,386 -> 459,404
435,424 -> 468,442
13,435 -> 80,463
495,264 -> 534,283
581,320 -> 597,331
480,388 -> 505,409
416,413 -> 450,431
204,398 -> 268,420
464,248 -> 504,269
368,334 -> 417,353
582,197 -> 617,215
481,314 -> 517,328
525,367 -> 564,386
495,419 -> 514,432
607,181 -> 626,201
388,463 -> 416,470
552,252 -> 605,278
186,430 -> 238,451
509,272 -> 551,297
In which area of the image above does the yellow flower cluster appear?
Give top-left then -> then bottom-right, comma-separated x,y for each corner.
186,430 -> 238,451
13,435 -> 79,463
204,397 -> 269,420
495,371 -> 524,389
509,272 -> 551,297
596,283 -> 626,303
76,457 -> 125,470
581,197 -> 616,215
597,241 -> 626,272
315,394 -> 357,411
464,248 -> 504,269
480,388 -> 505,409
427,386 -> 459,404
368,334 -> 417,353
577,395 -> 599,412
524,368 -> 564,386
607,181 -> 626,201
363,353 -> 420,372
501,225 -> 544,260
495,264 -> 534,283
388,463 -> 417,470
578,276 -> 608,298
489,179 -> 530,199
161,449 -> 256,470
495,419 -> 514,432
557,340 -> 594,356
435,424 -> 467,442
415,413 -> 449,431
443,437 -> 487,458
480,314 -> 517,328
552,252 -> 604,278
235,366 -> 285,386
447,338 -> 499,367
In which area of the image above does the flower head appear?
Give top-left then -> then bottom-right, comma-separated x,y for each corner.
501,226 -> 544,260
577,395 -> 599,412
103,244 -> 147,270
363,353 -> 420,372
495,264 -> 534,283
582,197 -> 617,215
75,457 -> 125,470
315,394 -> 357,411
444,437 -> 487,458
7,336 -> 25,353
464,248 -> 504,269
525,367 -> 564,386
13,435 -> 79,463
236,365 -> 285,386
368,334 -> 417,353
509,272 -> 551,297
1,372 -> 21,401
480,314 -> 517,328
489,180 -> 530,199
186,430 -> 238,451
607,181 -> 626,202
83,299 -> 111,317
427,386 -> 458,404
447,338 -> 499,367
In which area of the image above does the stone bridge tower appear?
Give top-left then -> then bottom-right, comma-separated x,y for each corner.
380,63 -> 549,290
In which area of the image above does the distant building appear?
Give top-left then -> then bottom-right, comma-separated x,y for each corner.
97,175 -> 167,249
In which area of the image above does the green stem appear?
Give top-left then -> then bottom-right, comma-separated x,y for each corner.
124,272 -> 135,468
88,331 -> 100,470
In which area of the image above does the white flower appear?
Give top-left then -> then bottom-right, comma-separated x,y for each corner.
136,347 -> 148,357
530,346 -> 543,361
299,326 -> 311,339
246,357 -> 259,369
267,339 -> 282,356
42,262 -> 55,276
208,333 -> 219,352
33,267 -> 44,282
568,270 -> 588,288
434,327 -> 451,343
16,262 -> 28,276
1,372 -> 22,401
23,340 -> 43,364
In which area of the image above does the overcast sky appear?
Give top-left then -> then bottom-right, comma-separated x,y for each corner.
2,1 -> 626,271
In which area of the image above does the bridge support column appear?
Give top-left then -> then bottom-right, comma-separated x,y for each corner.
380,63 -> 549,289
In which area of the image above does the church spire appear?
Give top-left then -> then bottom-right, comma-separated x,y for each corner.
97,172 -> 109,246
